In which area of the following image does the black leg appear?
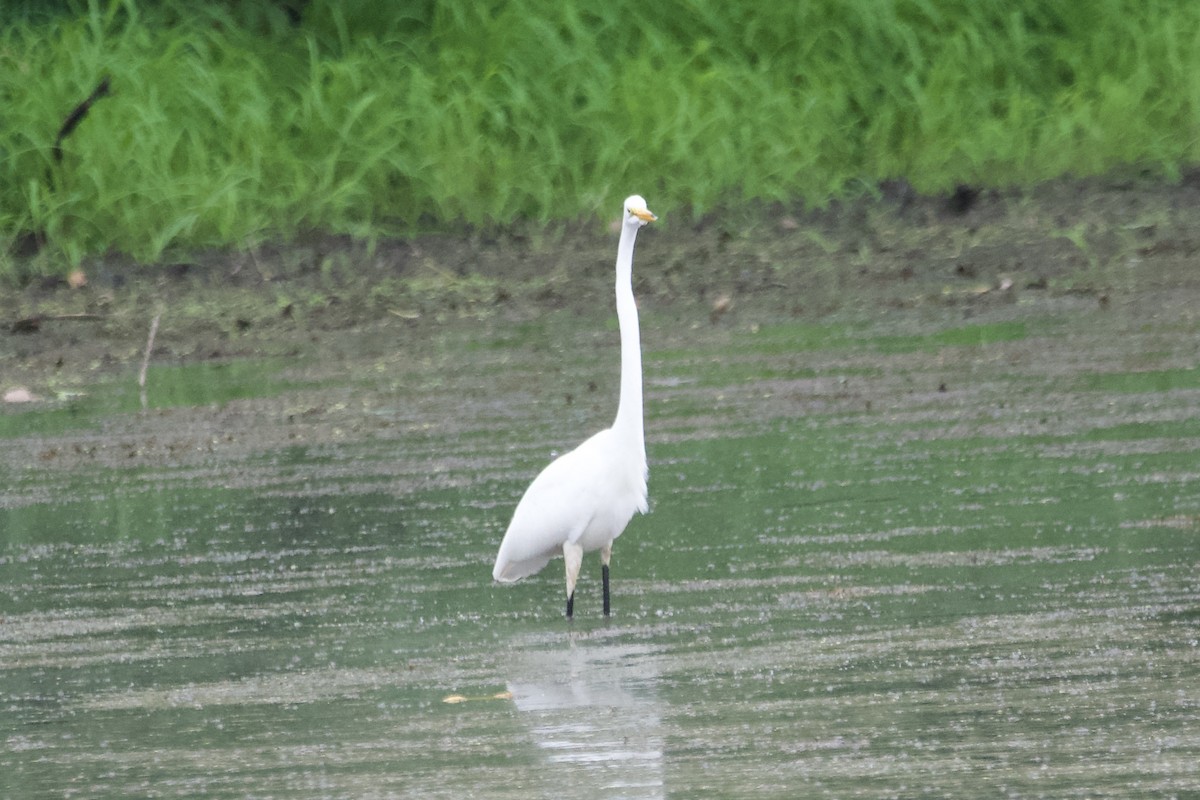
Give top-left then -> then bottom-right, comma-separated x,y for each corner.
566,591 -> 574,619
602,563 -> 610,616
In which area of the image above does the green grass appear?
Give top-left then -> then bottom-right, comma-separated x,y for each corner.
659,320 -> 1029,360
4,0 -> 1200,272
1080,367 -> 1200,393
871,321 -> 1030,353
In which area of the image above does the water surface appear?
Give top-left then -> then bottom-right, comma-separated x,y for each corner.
3,300 -> 1199,798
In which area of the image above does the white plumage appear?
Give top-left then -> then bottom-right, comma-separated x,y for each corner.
492,195 -> 656,617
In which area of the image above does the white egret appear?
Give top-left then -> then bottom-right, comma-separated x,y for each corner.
492,195 -> 657,618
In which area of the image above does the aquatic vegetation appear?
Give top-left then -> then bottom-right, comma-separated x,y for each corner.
3,1 -> 1200,269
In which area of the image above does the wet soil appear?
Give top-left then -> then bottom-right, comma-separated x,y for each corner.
4,173 -> 1200,467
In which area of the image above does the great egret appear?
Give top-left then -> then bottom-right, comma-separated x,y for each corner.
492,195 -> 657,618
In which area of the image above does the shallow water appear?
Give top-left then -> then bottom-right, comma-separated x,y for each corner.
3,300 -> 1200,798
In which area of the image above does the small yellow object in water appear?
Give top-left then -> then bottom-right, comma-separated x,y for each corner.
441,691 -> 513,704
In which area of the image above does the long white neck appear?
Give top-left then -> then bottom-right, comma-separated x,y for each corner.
612,222 -> 644,452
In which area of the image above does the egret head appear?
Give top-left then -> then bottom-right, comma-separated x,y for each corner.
623,195 -> 656,228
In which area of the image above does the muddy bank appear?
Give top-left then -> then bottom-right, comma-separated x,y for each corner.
3,174 -> 1200,474
7,174 -> 1200,381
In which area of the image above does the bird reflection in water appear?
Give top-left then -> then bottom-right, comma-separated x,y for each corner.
506,639 -> 664,799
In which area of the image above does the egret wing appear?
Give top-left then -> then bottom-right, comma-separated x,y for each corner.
492,437 -> 608,581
